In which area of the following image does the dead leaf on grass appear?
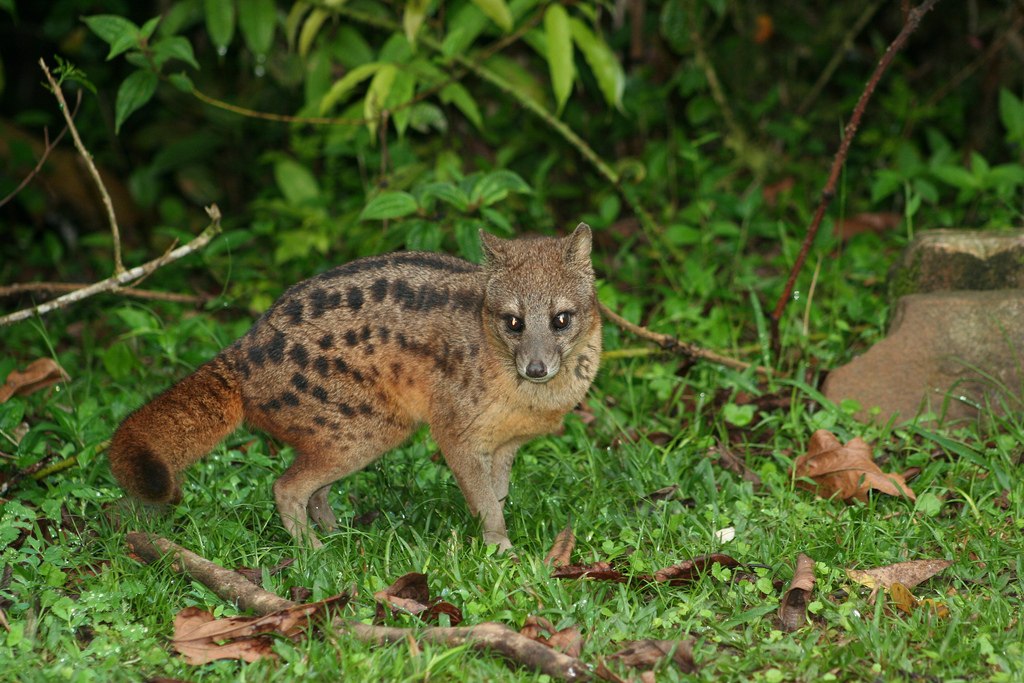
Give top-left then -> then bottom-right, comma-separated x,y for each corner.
607,639 -> 698,674
544,523 -> 576,568
834,211 -> 901,240
373,572 -> 463,625
890,581 -> 950,618
846,559 -> 952,590
793,430 -> 915,502
234,557 -> 295,587
778,553 -> 815,631
519,615 -> 584,658
0,358 -> 69,403
551,561 -> 627,583
653,554 -> 740,585
172,593 -> 349,665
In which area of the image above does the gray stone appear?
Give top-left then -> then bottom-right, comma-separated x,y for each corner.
823,290 -> 1024,425
889,229 -> 1024,299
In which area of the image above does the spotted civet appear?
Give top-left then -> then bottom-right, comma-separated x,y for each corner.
108,224 -> 601,550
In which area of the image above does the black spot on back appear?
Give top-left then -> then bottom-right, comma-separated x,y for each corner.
358,402 -> 374,416
378,326 -> 391,343
360,325 -> 371,341
313,356 -> 330,377
282,298 -> 304,325
344,330 -> 358,346
267,332 -> 287,364
247,344 -> 266,366
312,386 -> 329,403
318,333 -> 334,350
281,392 -> 300,407
370,278 -> 389,302
339,402 -> 355,417
347,286 -> 365,311
291,373 -> 309,392
310,288 -> 329,318
334,358 -> 349,374
451,289 -> 482,312
289,343 -> 310,369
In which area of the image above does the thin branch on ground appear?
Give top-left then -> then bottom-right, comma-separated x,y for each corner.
39,58 -> 125,275
0,205 -> 222,327
125,532 -> 592,681
0,282 -> 209,305
768,0 -> 942,354
0,91 -> 78,209
599,302 -> 775,377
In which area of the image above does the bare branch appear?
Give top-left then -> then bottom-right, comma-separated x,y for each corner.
0,91 -> 78,209
0,282 -> 209,305
39,58 -> 125,274
125,532 -> 593,680
769,0 -> 942,353
0,206 -> 221,327
599,301 -> 774,377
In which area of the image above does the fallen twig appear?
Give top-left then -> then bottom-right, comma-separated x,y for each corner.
125,532 -> 593,681
39,58 -> 125,275
769,0 -> 942,353
599,301 -> 774,377
0,281 -> 209,305
0,205 -> 222,327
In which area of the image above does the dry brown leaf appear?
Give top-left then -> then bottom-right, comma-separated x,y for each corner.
778,553 -> 815,631
846,559 -> 952,590
544,523 -> 576,568
653,554 -> 740,585
519,615 -> 584,658
793,430 -> 916,502
0,358 -> 69,403
234,557 -> 295,587
373,572 -> 463,625
172,594 -> 348,665
551,561 -> 626,583
608,639 -> 698,674
834,211 -> 901,240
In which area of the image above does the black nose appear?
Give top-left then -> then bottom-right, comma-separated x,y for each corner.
525,360 -> 547,378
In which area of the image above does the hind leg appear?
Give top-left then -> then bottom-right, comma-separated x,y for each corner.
274,440 -> 390,547
307,484 -> 336,532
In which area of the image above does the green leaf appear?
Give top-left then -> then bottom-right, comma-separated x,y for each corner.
114,69 -> 158,133
320,62 -> 382,114
403,0 -> 430,46
930,164 -> 979,191
440,82 -> 483,130
419,182 -> 470,212
168,72 -> 195,92
204,0 -> 236,50
151,36 -> 199,69
389,69 -> 417,137
470,0 -> 513,32
471,169 -> 532,206
442,3 -> 488,55
543,5 -> 574,115
82,14 -> 139,47
238,0 -> 277,57
285,1 -> 311,49
365,63 -> 398,139
360,191 -> 419,220
454,220 -> 483,261
139,16 -> 161,40
999,89 -> 1024,143
298,8 -> 330,57
273,158 -> 321,204
570,18 -> 625,109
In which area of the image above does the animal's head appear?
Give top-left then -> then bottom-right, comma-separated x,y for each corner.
480,223 -> 596,383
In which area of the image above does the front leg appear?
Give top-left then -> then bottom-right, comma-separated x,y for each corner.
491,443 -> 519,511
438,444 -> 512,551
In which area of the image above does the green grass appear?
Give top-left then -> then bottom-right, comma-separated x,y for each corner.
2,317 -> 1022,681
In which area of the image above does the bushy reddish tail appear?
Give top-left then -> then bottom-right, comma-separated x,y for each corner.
108,354 -> 243,504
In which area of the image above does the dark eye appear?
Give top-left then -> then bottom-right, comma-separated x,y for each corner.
552,312 -> 572,330
505,315 -> 523,333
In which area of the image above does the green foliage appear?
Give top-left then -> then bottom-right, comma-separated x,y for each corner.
3,1 -> 1024,679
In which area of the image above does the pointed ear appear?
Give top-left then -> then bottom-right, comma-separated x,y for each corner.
479,229 -> 506,265
562,222 -> 592,265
